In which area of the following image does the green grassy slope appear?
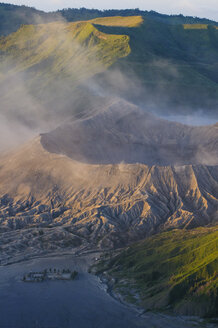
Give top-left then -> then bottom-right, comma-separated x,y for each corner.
1,11 -> 218,118
94,19 -> 218,115
59,8 -> 218,26
1,4 -> 217,37
0,3 -> 58,36
0,21 -> 130,79
95,227 -> 218,318
88,16 -> 143,27
0,20 -> 130,125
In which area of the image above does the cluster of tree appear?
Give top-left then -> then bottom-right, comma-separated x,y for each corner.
0,3 -> 217,36
58,7 -> 218,26
0,3 -> 58,35
93,16 -> 218,115
1,3 -> 218,115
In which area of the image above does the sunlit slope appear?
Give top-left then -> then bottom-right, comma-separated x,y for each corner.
0,136 -> 217,250
0,101 -> 217,257
1,15 -> 218,120
184,24 -> 218,29
96,227 -> 218,317
1,4 -> 217,36
0,21 -> 130,80
183,24 -> 209,29
89,16 -> 143,27
0,20 -> 130,125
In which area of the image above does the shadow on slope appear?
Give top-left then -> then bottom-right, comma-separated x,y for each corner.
41,98 -> 218,166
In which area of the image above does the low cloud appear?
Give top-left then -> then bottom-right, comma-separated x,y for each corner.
0,114 -> 39,153
0,8 -> 217,154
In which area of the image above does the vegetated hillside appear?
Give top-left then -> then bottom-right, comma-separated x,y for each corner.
0,3 -> 59,36
58,8 -> 218,26
183,24 -> 210,29
1,11 -> 218,120
0,21 -> 130,127
95,227 -> 218,318
1,4 -> 217,36
88,16 -> 143,27
94,19 -> 218,116
0,20 -> 129,72
0,100 -> 217,264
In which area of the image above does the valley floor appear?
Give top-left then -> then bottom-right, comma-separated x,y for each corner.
0,254 -> 216,328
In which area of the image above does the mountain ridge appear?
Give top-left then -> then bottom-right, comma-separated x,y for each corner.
41,99 -> 218,166
0,100 -> 217,263
0,3 -> 217,322
1,3 -> 217,36
1,9 -> 218,123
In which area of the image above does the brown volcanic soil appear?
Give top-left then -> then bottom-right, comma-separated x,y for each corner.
0,99 -> 217,263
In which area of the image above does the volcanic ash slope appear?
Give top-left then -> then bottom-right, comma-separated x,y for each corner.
0,100 -> 217,261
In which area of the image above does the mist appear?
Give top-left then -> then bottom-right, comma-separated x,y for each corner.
0,14 -> 107,151
91,60 -> 218,126
0,114 -> 39,153
0,11 -> 217,155
159,113 -> 218,126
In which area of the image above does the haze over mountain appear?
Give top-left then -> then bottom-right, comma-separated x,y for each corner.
1,4 -> 218,36
0,6 -> 217,258
0,3 -> 218,142
41,99 -> 218,166
0,98 -> 217,266
0,5 -> 217,321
